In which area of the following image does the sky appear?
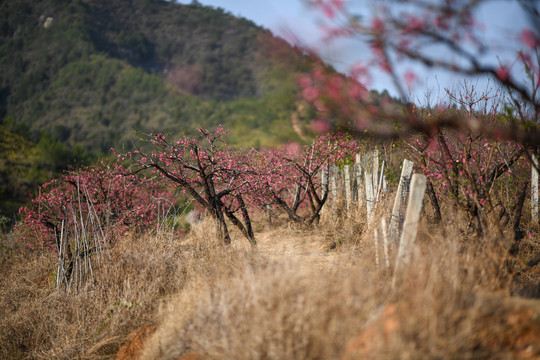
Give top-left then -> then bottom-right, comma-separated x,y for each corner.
176,0 -> 533,102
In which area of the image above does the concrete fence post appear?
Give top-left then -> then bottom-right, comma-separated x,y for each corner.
532,155 -> 538,224
388,159 -> 414,242
344,165 -> 352,216
392,174 -> 427,287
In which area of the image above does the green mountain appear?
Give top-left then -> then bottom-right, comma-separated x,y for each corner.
0,0 -> 325,152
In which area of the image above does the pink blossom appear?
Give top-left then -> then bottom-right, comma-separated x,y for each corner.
403,70 -> 417,87
434,14 -> 450,30
321,3 -> 335,18
284,142 -> 301,156
311,119 -> 332,134
520,28 -> 538,49
303,86 -> 321,102
496,66 -> 509,81
298,75 -> 312,88
372,17 -> 385,34
348,81 -> 367,101
331,0 -> 344,10
404,16 -> 425,33
351,62 -> 372,87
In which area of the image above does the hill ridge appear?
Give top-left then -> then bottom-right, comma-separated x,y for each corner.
0,0 -> 325,152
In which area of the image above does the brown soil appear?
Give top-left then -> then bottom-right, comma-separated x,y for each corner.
116,324 -> 157,360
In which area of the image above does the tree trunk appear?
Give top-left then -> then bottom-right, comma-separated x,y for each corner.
426,178 -> 443,224
235,195 -> 255,244
214,206 -> 232,245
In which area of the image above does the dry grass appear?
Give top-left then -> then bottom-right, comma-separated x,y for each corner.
0,229 -> 188,359
1,200 -> 540,359
139,217 -> 540,360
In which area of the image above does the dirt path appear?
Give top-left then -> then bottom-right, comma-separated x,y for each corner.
251,227 -> 348,271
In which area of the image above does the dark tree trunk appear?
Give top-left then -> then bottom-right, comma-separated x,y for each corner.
236,195 -> 255,244
426,178 -> 443,224
212,204 -> 231,245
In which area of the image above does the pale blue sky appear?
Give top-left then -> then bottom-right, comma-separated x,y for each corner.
176,0 -> 533,101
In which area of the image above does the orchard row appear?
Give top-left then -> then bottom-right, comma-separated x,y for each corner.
20,121 -> 529,250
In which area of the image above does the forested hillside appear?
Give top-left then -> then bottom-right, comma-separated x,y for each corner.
0,120 -> 89,222
0,0 -> 327,152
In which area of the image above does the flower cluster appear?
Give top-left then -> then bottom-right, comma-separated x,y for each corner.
406,88 -> 528,233
246,133 -> 362,224
116,127 -> 257,244
19,162 -> 174,249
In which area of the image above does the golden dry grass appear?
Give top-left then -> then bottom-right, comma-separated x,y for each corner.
1,200 -> 540,360
0,230 -> 188,359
